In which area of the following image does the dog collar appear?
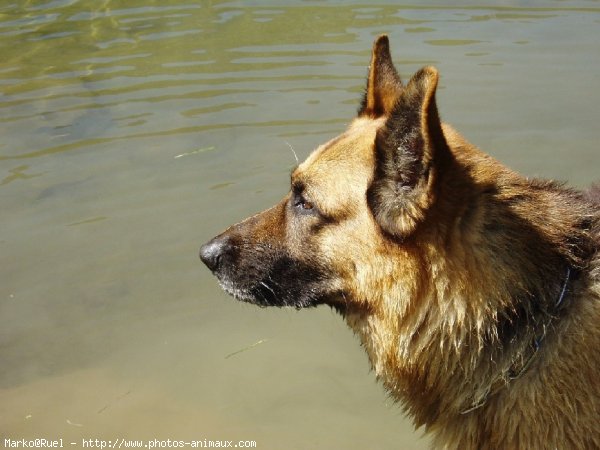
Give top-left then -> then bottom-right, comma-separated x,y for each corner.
460,265 -> 574,415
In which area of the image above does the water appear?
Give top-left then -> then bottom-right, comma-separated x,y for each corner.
1,1 -> 598,448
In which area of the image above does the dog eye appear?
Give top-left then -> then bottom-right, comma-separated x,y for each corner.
294,197 -> 314,211
292,192 -> 317,214
298,200 -> 314,210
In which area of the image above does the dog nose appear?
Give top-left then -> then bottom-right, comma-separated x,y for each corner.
199,236 -> 229,272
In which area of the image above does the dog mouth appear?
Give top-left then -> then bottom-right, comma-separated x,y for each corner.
215,277 -> 280,307
200,237 -> 338,308
212,270 -> 336,309
214,277 -> 257,304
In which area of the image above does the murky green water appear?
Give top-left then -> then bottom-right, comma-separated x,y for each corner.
1,1 -> 598,448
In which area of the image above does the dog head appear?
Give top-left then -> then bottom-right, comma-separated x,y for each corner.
200,35 -> 453,312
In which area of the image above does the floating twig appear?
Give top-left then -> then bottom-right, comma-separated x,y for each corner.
225,339 -> 268,359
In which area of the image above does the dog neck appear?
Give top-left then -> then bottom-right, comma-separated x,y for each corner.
344,255 -> 578,428
458,264 -> 575,414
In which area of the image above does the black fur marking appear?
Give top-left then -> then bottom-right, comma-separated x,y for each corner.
240,253 -> 333,308
208,233 -> 334,309
375,99 -> 425,190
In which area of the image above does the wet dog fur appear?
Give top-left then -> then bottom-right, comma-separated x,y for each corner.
200,36 -> 600,449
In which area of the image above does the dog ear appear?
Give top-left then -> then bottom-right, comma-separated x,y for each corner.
358,35 -> 403,118
367,66 -> 448,238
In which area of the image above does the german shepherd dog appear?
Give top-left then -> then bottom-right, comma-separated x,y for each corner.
200,36 -> 600,449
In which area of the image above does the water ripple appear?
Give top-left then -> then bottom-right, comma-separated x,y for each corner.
0,1 -> 598,163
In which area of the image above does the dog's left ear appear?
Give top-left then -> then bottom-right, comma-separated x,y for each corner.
367,66 -> 449,238
358,35 -> 403,118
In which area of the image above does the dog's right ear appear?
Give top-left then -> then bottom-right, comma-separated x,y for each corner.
367,67 -> 449,238
358,35 -> 403,118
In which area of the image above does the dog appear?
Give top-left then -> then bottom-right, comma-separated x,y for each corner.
199,35 -> 600,449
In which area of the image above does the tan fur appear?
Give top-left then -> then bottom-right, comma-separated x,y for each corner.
200,35 -> 600,449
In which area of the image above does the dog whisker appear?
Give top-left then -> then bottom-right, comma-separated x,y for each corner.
285,141 -> 299,165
